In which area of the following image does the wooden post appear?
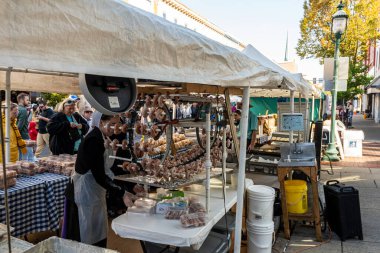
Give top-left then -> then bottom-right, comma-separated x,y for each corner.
224,88 -> 240,160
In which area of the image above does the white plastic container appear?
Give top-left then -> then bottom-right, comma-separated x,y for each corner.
343,130 -> 364,157
247,185 -> 275,225
247,221 -> 274,253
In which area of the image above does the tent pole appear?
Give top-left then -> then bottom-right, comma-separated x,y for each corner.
234,86 -> 250,253
5,67 -> 11,163
311,94 -> 315,122
289,91 -> 295,143
305,97 -> 310,142
222,127 -> 227,198
2,67 -> 12,253
205,111 -> 211,213
298,93 -> 301,142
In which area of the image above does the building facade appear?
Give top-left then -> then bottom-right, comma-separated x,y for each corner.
124,0 -> 245,50
364,39 -> 380,123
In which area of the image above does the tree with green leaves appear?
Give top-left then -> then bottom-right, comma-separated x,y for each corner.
41,92 -> 67,108
296,0 -> 380,101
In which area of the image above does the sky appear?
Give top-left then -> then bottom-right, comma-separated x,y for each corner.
180,0 -> 324,80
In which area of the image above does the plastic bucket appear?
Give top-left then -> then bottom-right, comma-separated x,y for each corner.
284,180 -> 308,214
247,221 -> 274,253
247,185 -> 275,225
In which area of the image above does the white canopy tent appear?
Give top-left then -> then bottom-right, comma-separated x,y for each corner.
242,44 -> 314,97
0,0 -> 289,89
0,1 -> 311,252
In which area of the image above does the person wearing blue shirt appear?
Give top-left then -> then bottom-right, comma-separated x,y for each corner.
234,107 -> 258,151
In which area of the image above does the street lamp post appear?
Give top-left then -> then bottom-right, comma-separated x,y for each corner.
323,1 -> 348,162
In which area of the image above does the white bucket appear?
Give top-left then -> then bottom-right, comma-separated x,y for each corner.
247,221 -> 274,253
247,185 -> 275,225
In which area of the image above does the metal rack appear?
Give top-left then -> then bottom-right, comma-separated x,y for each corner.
114,167 -> 233,191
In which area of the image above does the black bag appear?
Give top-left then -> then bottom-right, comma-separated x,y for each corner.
68,127 -> 81,142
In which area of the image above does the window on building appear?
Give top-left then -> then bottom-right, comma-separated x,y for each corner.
174,18 -> 177,24
163,12 -> 166,19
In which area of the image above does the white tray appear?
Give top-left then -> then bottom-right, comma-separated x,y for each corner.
0,223 -> 14,238
0,237 -> 33,253
25,237 -> 119,253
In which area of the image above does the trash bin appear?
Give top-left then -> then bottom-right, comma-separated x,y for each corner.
343,130 -> 365,157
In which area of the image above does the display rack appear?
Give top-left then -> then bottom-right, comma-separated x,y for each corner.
114,167 -> 233,190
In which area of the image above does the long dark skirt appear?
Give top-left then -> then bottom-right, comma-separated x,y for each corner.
61,181 -> 81,241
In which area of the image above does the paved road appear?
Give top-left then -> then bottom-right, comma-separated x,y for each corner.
352,114 -> 380,142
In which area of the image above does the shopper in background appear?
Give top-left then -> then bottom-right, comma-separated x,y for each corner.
233,106 -> 258,152
16,93 -> 35,161
28,121 -> 37,141
80,105 -> 93,124
47,98 -> 89,155
35,100 -> 55,157
17,93 -> 30,139
0,103 -> 27,163
347,101 -> 354,127
231,102 -> 237,113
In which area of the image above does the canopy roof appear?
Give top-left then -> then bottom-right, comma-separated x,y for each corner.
366,75 -> 380,94
0,0 -> 299,91
242,45 -> 314,97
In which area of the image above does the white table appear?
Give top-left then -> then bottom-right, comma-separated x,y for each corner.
111,185 -> 237,250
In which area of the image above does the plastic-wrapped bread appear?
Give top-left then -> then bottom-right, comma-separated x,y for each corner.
165,207 -> 187,220
4,163 -> 21,173
18,167 -> 35,176
189,203 -> 206,213
180,212 -> 206,227
0,178 -> 17,189
134,198 -> 156,208
36,166 -> 48,174
0,170 -> 17,180
20,161 -> 37,169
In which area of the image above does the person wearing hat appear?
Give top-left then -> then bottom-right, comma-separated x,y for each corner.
80,105 -> 94,124
35,100 -> 55,157
47,98 -> 89,155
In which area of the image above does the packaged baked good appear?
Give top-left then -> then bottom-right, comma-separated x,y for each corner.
0,178 -> 17,189
165,207 -> 187,220
180,212 -> 206,227
188,202 -> 206,213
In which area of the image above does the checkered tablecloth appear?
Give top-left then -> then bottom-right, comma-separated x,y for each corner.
0,176 -> 49,237
26,173 -> 69,231
0,173 -> 69,237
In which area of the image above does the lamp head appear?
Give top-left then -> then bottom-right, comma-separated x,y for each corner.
332,1 -> 348,35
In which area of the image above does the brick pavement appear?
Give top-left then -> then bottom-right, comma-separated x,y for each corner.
321,141 -> 380,168
321,115 -> 380,169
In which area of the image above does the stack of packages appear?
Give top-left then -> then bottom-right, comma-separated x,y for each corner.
38,154 -> 76,176
0,169 -> 17,189
6,162 -> 39,175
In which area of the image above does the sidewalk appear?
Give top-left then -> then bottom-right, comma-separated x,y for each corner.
321,114 -> 380,168
254,115 -> 380,252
